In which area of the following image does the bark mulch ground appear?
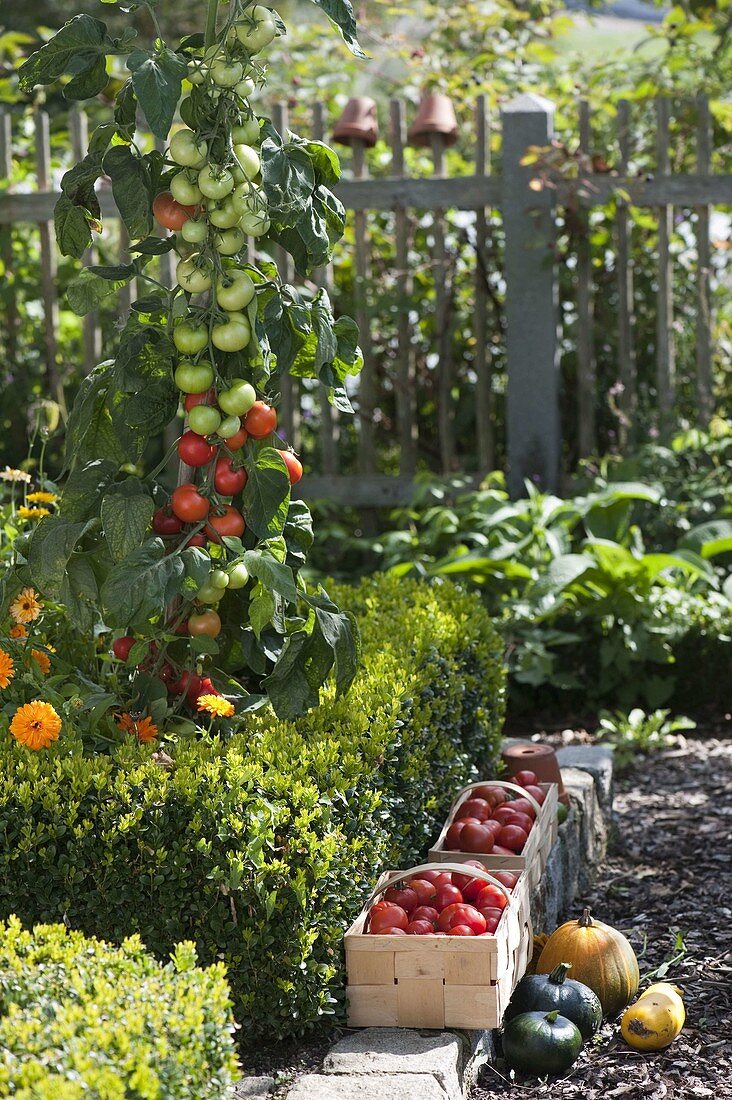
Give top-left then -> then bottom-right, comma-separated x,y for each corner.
475,728 -> 732,1100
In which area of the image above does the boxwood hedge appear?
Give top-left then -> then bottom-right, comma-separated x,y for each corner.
0,917 -> 239,1098
0,576 -> 505,1044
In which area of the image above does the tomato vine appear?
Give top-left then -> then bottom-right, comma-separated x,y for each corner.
10,0 -> 365,723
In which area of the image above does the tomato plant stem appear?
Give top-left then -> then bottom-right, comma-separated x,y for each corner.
205,0 -> 220,47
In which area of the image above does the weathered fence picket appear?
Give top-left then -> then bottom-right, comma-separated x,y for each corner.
656,97 -> 675,434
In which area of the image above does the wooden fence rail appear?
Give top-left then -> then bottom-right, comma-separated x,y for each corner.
0,94 -> 730,505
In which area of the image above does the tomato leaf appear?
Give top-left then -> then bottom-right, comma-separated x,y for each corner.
126,46 -> 187,139
100,479 -> 154,562
26,515 -> 100,598
261,631 -> 319,718
242,447 -> 291,539
67,266 -> 135,315
61,459 -> 119,521
102,145 -> 153,239
64,365 -> 128,472
101,539 -> 185,629
60,555 -> 100,633
54,194 -> 93,258
242,550 -> 298,605
18,15 -> 109,91
305,0 -> 366,58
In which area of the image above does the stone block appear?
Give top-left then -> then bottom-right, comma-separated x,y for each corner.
234,1077 -> 275,1098
557,744 -> 614,811
287,1073 -> 449,1099
323,1028 -> 461,1100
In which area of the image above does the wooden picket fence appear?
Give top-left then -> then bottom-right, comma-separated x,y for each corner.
0,94 -> 730,504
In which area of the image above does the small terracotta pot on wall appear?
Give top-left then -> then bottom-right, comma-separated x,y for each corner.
502,741 -> 570,806
408,93 -> 458,148
333,97 -> 379,147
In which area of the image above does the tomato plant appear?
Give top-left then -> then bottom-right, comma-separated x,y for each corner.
14,0 -> 365,732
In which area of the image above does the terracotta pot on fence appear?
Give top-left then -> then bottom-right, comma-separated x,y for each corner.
408,93 -> 458,148
501,741 -> 570,806
333,97 -> 379,147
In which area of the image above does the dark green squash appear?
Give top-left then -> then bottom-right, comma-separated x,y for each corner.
505,962 -> 602,1040
502,1010 -> 583,1076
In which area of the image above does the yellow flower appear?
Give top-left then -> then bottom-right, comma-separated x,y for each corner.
17,506 -> 50,520
197,694 -> 234,718
8,624 -> 27,639
10,700 -> 61,750
26,491 -> 57,504
116,712 -> 159,744
31,648 -> 51,675
0,648 -> 15,689
9,588 -> 43,624
0,467 -> 31,484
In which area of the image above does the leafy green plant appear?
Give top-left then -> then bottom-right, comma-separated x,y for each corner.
3,0 -> 368,726
0,917 -> 240,1097
596,707 -> 696,771
0,574 -> 506,1045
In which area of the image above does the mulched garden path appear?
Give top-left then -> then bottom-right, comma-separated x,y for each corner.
475,726 -> 732,1100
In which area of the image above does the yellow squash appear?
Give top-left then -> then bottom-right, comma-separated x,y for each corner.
621,983 -> 685,1051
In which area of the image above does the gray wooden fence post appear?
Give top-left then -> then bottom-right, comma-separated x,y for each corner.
501,94 -> 560,496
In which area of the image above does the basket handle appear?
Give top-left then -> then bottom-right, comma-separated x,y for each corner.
445,779 -> 542,823
365,861 -> 513,910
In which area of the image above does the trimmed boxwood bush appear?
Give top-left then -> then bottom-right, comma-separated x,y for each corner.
0,917 -> 239,1098
0,576 -> 505,1044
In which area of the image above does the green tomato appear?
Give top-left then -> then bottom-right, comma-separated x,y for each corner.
177,256 -> 213,294
232,119 -> 260,146
218,379 -> 257,416
234,6 -> 277,52
170,170 -> 203,205
213,227 -> 247,256
216,269 -> 255,311
198,164 -> 235,200
187,59 -> 208,85
180,218 -> 209,244
195,583 -> 222,605
188,404 -> 222,435
174,360 -> 214,393
217,415 -> 243,439
212,314 -> 252,353
234,77 -> 256,99
208,196 -> 242,229
238,210 -> 270,238
169,128 -> 208,169
210,59 -> 244,88
210,568 -> 230,589
226,561 -> 250,589
232,182 -> 266,218
233,144 -> 261,179
173,322 -> 209,355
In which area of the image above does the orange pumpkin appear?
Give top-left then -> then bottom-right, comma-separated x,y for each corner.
536,907 -> 639,1017
525,933 -> 550,975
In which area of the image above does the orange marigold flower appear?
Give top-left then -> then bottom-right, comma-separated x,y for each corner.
10,700 -> 61,750
0,648 -> 15,689
197,694 -> 234,718
9,588 -> 43,625
8,624 -> 27,639
117,712 -> 159,744
31,648 -> 51,675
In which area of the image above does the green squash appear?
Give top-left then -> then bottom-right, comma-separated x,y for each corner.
502,1010 -> 583,1076
505,962 -> 602,1040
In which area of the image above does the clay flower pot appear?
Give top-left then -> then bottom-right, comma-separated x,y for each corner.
502,741 -> 570,806
408,93 -> 458,148
333,97 -> 378,147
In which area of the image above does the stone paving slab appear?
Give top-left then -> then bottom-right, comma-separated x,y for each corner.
557,744 -> 614,811
323,1028 -> 462,1100
234,1076 -> 275,1098
288,1073 -> 449,1099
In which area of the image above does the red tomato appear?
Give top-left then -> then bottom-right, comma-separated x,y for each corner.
479,906 -> 505,922
171,483 -> 210,522
412,869 -> 448,884
461,878 -> 488,903
189,676 -> 218,704
411,906 -> 439,926
507,797 -> 537,820
373,926 -> 407,936
188,610 -> 222,638
460,823 -> 495,854
476,884 -> 509,911
182,532 -> 207,548
435,885 -> 463,911
491,844 -> 516,856
178,430 -> 216,467
184,388 -> 217,411
471,785 -> 508,808
455,797 -> 492,822
490,871 -> 519,890
214,455 -> 248,495
406,920 -> 435,936
482,916 -> 500,934
445,819 -> 473,849
453,905 -> 487,934
497,824 -> 529,853
168,670 -> 201,697
159,662 -> 174,684
224,423 -> 249,450
500,811 -> 534,833
153,191 -> 196,231
514,769 -> 538,787
447,925 -> 475,936
383,886 -> 419,914
369,904 -> 408,933
112,635 -> 135,661
408,879 -> 437,906
243,400 -> 277,438
492,805 -> 520,825
206,505 -> 246,541
152,507 -> 183,536
436,903 -> 467,932
451,861 -> 486,893
523,784 -> 546,805
277,448 -> 302,484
